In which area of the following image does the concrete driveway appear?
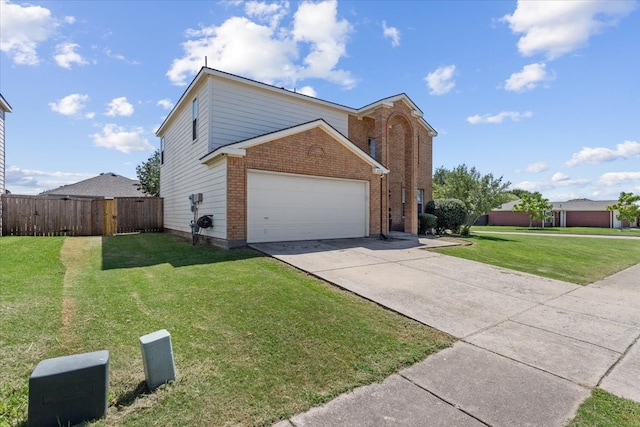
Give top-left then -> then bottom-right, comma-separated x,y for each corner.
252,237 -> 640,427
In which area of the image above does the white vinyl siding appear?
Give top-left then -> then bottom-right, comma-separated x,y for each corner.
247,171 -> 368,243
209,78 -> 348,152
0,110 -> 5,235
160,80 -> 227,240
0,110 -> 5,194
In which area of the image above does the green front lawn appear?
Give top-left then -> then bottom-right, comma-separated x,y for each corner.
472,225 -> 640,237
0,234 -> 452,426
569,389 -> 640,427
432,233 -> 640,284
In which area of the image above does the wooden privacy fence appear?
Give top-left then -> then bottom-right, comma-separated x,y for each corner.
1,195 -> 163,236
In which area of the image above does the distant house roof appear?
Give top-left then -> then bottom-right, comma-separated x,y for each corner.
40,172 -> 147,198
551,199 -> 617,212
493,198 -> 617,212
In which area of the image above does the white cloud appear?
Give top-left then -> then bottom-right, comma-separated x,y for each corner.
551,172 -> 569,182
244,0 -> 289,28
565,140 -> 640,167
502,0 -> 636,60
53,42 -> 87,69
297,85 -> 317,97
467,110 -> 533,124
292,0 -> 354,85
91,124 -> 154,153
156,99 -> 174,110
63,16 -> 76,24
105,97 -> 134,117
0,0 -> 58,65
166,0 -> 354,89
504,62 -> 554,92
424,65 -> 456,96
519,162 -> 549,173
598,172 -> 640,186
49,93 -> 90,116
514,176 -> 590,193
85,112 -> 95,119
382,21 -> 400,47
5,165 -> 93,195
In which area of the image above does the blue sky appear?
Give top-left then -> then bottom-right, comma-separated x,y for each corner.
1,0 -> 639,200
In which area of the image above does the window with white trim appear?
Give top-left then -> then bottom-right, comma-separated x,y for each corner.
160,137 -> 165,164
192,98 -> 198,141
368,137 -> 376,158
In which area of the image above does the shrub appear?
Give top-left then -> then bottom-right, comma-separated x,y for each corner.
425,199 -> 466,234
418,213 -> 438,235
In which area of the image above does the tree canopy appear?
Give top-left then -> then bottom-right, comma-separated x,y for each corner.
432,164 -> 511,235
607,191 -> 640,227
513,191 -> 553,228
136,149 -> 160,197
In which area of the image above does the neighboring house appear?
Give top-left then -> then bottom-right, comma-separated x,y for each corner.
40,172 -> 147,198
156,67 -> 437,248
0,93 -> 12,236
488,198 -> 632,228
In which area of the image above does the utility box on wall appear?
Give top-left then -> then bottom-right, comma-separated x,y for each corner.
140,329 -> 176,391
28,350 -> 109,427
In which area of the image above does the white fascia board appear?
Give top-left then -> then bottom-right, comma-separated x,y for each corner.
0,94 -> 12,113
355,94 -> 438,137
201,147 -> 246,164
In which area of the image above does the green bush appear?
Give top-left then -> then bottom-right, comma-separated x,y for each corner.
418,213 -> 438,235
425,199 -> 466,234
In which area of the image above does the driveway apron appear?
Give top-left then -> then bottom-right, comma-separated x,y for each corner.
253,237 -> 640,427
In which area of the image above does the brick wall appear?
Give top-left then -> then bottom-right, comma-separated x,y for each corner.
566,211 -> 610,228
488,211 -> 537,227
225,126 -> 382,242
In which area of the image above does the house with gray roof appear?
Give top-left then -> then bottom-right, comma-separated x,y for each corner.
488,198 -> 636,228
40,172 -> 147,198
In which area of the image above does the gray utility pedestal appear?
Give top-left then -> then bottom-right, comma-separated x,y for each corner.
28,350 -> 109,427
140,329 -> 176,390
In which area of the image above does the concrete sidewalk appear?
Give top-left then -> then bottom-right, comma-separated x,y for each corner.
251,237 -> 640,427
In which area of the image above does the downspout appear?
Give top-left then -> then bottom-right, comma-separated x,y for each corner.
380,173 -> 387,240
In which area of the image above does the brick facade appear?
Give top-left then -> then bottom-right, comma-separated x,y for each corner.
348,100 -> 433,234
225,126 -> 383,244
566,211 -> 610,228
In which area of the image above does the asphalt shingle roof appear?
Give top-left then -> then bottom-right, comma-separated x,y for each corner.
40,172 -> 147,198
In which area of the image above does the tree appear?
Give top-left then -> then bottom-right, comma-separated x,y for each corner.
136,149 -> 160,196
607,192 -> 640,228
425,199 -> 466,234
512,191 -> 553,228
432,164 -> 511,235
509,188 -> 535,200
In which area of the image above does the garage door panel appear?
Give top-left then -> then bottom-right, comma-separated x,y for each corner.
248,171 -> 368,243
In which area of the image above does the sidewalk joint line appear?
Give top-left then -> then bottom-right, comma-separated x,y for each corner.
597,332 -> 640,388
398,373 -> 492,427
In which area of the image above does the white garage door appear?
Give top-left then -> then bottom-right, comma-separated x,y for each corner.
247,171 -> 368,243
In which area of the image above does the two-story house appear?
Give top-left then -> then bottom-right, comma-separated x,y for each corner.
156,67 -> 436,248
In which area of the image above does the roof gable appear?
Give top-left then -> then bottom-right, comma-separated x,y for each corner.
200,119 -> 389,174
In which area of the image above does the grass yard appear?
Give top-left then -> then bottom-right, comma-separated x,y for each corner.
569,389 -> 640,427
472,225 -> 640,237
0,234 -> 453,426
432,233 -> 640,284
